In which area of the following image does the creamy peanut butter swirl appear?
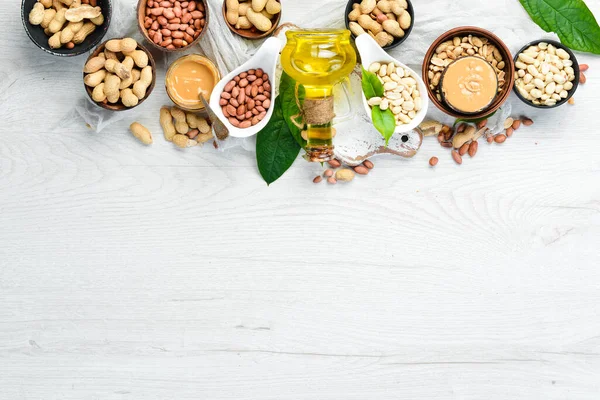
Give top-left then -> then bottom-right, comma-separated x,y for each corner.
441,56 -> 498,113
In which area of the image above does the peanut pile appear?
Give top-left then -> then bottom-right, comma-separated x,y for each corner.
160,106 -> 213,148
28,0 -> 104,50
348,0 -> 412,47
220,68 -> 272,128
367,61 -> 422,125
428,35 -> 506,103
514,42 -> 577,107
142,0 -> 205,49
84,38 -> 153,108
225,0 -> 281,33
312,159 -> 375,185
421,116 -> 534,167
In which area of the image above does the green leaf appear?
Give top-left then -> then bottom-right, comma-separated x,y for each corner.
520,0 -> 600,54
361,66 -> 384,99
279,72 -> 307,148
256,96 -> 301,185
454,111 -> 496,126
371,107 -> 396,146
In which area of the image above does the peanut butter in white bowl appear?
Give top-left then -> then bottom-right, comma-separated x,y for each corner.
441,56 -> 498,114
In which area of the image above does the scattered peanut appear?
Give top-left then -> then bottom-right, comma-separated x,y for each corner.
451,150 -> 462,164
335,168 -> 355,182
363,160 -> 374,169
160,106 -> 177,141
353,165 -> 369,175
129,122 -> 153,145
468,141 -> 478,157
494,134 -> 507,143
160,107 -> 212,147
429,156 -> 438,166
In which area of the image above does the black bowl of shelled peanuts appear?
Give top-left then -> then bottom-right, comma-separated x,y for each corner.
344,0 -> 414,50
22,0 -> 112,56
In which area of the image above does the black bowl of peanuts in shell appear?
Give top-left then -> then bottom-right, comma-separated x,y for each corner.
345,0 -> 414,50
22,0 -> 112,56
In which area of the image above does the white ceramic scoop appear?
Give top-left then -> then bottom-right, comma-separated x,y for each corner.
209,37 -> 282,138
354,34 -> 429,133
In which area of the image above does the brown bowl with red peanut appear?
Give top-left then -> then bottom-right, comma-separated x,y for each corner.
136,0 -> 208,51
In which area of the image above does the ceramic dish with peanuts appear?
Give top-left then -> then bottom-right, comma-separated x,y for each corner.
422,26 -> 515,119
83,38 -> 156,111
513,39 -> 579,109
223,0 -> 282,40
345,0 -> 414,50
22,0 -> 111,56
209,37 -> 280,138
356,34 -> 428,133
137,0 -> 208,51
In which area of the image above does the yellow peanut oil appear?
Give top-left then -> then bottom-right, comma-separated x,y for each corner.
281,29 -> 356,161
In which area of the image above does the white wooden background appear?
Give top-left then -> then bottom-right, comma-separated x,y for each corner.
2,0 -> 600,398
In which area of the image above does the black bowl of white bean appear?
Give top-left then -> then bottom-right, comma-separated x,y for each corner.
513,39 -> 580,109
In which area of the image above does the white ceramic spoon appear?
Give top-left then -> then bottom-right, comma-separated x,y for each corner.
209,37 -> 282,138
354,34 -> 429,133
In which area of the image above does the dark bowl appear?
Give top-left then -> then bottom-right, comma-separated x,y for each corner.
513,39 -> 579,109
222,0 -> 281,40
344,0 -> 414,51
422,26 -> 515,120
137,0 -> 208,52
83,39 -> 157,111
21,0 -> 112,57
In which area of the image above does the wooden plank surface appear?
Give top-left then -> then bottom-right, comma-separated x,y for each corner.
1,0 -> 600,398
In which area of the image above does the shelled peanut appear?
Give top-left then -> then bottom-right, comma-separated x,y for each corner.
142,0 -> 205,49
348,0 -> 412,47
28,0 -> 104,49
428,35 -> 506,102
312,158 -> 375,184
160,106 -> 212,148
514,42 -> 577,107
366,61 -> 422,126
220,68 -> 271,128
225,0 -> 280,32
84,38 -> 153,108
